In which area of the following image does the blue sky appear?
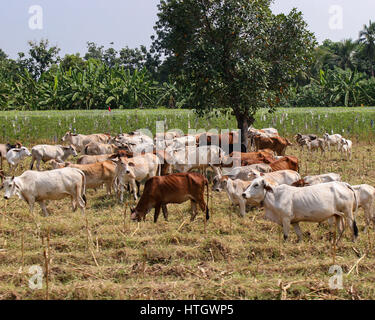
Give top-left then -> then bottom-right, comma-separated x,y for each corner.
0,0 -> 374,58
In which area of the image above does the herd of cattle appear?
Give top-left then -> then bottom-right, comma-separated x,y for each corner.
0,126 -> 372,243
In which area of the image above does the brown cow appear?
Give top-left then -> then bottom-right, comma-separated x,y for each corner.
269,156 -> 299,172
49,159 -> 117,194
130,172 -> 209,223
253,135 -> 292,156
223,151 -> 275,167
195,132 -> 246,153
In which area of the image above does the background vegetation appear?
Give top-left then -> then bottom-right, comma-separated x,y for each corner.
1,107 -> 375,143
1,16 -> 375,112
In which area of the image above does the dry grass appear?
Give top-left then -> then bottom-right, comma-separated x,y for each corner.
1,138 -> 375,300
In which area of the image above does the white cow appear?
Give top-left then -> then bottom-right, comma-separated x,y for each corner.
6,147 -> 31,172
305,138 -> 326,154
114,153 -> 160,201
61,131 -> 110,152
247,169 -> 301,186
1,168 -> 86,216
338,138 -> 352,160
242,178 -> 358,242
323,133 -> 342,151
30,145 -> 78,170
352,184 -> 375,230
303,173 -> 341,186
212,175 -> 252,217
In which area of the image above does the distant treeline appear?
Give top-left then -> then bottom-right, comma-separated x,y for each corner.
1,20 -> 375,110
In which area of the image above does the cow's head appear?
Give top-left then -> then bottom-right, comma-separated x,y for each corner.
49,159 -> 67,169
115,158 -> 135,177
20,147 -> 31,157
3,176 -> 18,200
212,175 -> 229,192
247,169 -> 261,181
242,177 -> 274,203
130,206 -> 146,222
63,145 -> 78,157
61,131 -> 71,142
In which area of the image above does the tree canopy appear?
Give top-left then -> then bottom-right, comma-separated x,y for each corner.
152,0 -> 316,142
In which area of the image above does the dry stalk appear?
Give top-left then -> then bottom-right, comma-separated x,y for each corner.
347,254 -> 366,277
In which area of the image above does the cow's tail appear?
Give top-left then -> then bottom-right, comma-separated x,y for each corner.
345,183 -> 358,238
80,170 -> 87,207
205,178 -> 210,221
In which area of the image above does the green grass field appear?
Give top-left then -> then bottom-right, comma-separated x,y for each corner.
1,107 -> 375,143
1,107 -> 375,300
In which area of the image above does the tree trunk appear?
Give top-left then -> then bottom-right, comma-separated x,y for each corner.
235,112 -> 255,152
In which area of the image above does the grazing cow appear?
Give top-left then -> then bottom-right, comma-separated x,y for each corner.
242,178 -> 358,242
247,169 -> 301,186
0,142 -> 22,170
130,172 -> 209,223
49,159 -> 117,194
253,135 -> 293,156
305,138 -> 326,155
338,138 -> 352,160
212,174 -> 252,217
352,184 -> 375,230
292,173 -> 341,187
269,156 -> 299,172
61,131 -> 111,152
83,142 -> 118,155
6,147 -> 32,172
1,168 -> 86,216
170,145 -> 225,173
115,153 -> 160,201
323,133 -> 342,151
30,145 -> 78,170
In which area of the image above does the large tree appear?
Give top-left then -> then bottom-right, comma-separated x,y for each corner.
152,0 -> 316,144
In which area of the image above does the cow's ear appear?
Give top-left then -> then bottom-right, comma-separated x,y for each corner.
262,180 -> 274,192
128,162 -> 135,167
260,172 -> 265,176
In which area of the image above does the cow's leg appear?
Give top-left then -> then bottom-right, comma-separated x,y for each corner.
30,157 -> 35,170
36,159 -> 41,171
162,205 -> 169,221
154,204 -> 161,223
190,200 -> 198,221
71,195 -> 78,212
131,180 -> 138,200
105,182 -> 112,196
292,223 -> 303,242
238,198 -> 246,218
38,201 -> 49,217
136,181 -> 141,198
282,218 -> 291,241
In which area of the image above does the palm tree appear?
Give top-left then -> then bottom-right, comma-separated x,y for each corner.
359,20 -> 375,77
336,39 -> 358,70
